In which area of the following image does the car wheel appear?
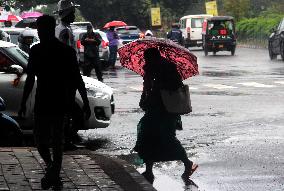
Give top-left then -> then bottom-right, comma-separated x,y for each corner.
204,46 -> 208,56
268,42 -> 277,60
231,47 -> 236,56
280,41 -> 284,61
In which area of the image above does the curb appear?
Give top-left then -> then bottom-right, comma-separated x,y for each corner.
65,149 -> 156,191
237,44 -> 267,49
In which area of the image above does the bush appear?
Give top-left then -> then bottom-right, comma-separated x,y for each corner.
236,13 -> 284,46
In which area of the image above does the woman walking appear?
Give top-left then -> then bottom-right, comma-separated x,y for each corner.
134,48 -> 198,184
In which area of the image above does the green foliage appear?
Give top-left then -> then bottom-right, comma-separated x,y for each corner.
221,0 -> 250,21
236,13 -> 284,42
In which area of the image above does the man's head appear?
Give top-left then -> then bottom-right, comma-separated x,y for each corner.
4,21 -> 12,27
109,26 -> 115,31
36,15 -> 56,43
172,23 -> 180,29
57,0 -> 78,23
214,21 -> 221,26
87,25 -> 93,33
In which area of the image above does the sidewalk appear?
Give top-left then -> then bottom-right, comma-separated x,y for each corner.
0,148 -> 156,191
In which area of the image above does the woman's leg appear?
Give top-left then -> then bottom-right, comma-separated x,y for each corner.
145,161 -> 154,174
142,161 -> 155,184
181,154 -> 198,180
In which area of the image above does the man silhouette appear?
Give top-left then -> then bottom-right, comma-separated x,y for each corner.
81,25 -> 103,81
19,15 -> 91,190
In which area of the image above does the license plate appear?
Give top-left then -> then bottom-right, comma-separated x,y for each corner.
219,45 -> 224,48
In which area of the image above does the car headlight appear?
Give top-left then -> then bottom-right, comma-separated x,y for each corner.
86,88 -> 110,99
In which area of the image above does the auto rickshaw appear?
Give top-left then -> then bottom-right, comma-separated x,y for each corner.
202,16 -> 236,56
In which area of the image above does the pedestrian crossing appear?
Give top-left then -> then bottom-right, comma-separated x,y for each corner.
124,81 -> 284,92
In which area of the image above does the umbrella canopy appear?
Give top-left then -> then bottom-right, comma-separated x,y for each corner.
20,11 -> 43,19
103,20 -> 127,29
15,18 -> 37,29
118,38 -> 198,80
0,14 -> 22,22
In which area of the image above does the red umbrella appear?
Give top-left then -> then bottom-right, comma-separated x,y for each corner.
0,14 -> 22,22
20,11 -> 43,19
118,38 -> 198,80
103,20 -> 127,29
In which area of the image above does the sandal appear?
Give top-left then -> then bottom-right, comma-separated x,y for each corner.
142,172 -> 155,184
181,163 -> 198,181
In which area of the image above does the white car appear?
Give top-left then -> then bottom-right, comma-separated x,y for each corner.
179,14 -> 213,47
0,40 -> 115,133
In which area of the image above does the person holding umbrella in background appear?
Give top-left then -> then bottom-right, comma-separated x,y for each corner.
106,26 -> 119,69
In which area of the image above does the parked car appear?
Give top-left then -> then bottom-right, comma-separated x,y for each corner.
268,17 -> 284,60
73,28 -> 110,66
116,26 -> 144,46
0,40 -> 115,134
0,96 -> 23,146
202,16 -> 236,56
71,21 -> 93,30
179,14 -> 213,48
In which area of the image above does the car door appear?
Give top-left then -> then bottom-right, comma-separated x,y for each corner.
190,17 -> 204,41
0,49 -> 27,117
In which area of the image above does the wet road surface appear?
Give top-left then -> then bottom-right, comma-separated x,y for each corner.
80,47 -> 284,191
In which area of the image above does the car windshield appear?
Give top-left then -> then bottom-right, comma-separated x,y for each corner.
4,46 -> 28,67
116,27 -> 141,35
191,18 -> 204,28
208,20 -> 234,35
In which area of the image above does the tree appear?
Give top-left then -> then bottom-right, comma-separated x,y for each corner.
221,0 -> 250,21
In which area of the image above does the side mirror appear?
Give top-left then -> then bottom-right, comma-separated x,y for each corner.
0,97 -> 5,112
9,65 -> 23,75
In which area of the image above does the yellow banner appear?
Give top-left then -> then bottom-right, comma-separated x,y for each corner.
151,7 -> 161,26
206,1 -> 218,16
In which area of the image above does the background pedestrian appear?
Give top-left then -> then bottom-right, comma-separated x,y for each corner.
55,0 -> 86,149
106,26 -> 119,69
167,23 -> 183,45
55,0 -> 77,49
81,25 -> 103,81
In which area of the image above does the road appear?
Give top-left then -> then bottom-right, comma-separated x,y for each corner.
81,47 -> 284,191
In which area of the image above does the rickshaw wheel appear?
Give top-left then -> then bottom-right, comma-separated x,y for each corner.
280,42 -> 284,61
231,47 -> 236,56
204,47 -> 208,56
268,42 -> 277,60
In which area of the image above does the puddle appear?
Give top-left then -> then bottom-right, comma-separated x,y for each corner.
202,70 -> 249,77
187,111 -> 226,117
115,108 -> 144,114
191,91 -> 249,96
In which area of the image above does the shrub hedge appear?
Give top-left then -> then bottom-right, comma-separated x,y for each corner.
236,13 -> 284,43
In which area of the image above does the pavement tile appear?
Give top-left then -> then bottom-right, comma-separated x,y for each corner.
0,148 -> 154,191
